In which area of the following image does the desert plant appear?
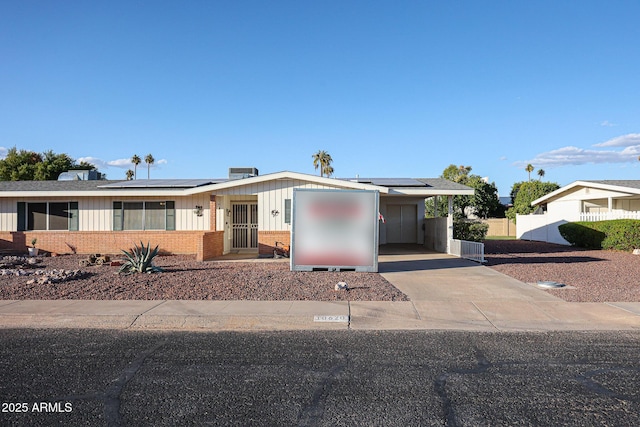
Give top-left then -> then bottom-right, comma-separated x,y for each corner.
31,238 -> 37,248
119,241 -> 164,274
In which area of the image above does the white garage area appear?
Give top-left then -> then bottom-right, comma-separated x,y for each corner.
385,204 -> 418,244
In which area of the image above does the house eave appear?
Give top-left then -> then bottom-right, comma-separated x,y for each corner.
531,180 -> 640,206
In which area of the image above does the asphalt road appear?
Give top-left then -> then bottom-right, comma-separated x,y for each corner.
1,329 -> 639,426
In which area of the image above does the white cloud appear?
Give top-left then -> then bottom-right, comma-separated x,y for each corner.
593,133 -> 640,147
108,158 -> 135,168
498,156 -> 507,161
516,133 -> 640,168
515,145 -> 640,168
600,120 -> 617,127
77,156 -> 168,169
0,147 -> 7,159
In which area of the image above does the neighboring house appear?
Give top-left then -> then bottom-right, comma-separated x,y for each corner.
0,169 -> 473,260
517,180 -> 640,245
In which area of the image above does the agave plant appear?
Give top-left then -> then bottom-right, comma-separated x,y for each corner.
119,241 -> 164,274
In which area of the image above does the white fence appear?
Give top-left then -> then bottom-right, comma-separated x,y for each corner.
449,239 -> 485,263
579,211 -> 640,222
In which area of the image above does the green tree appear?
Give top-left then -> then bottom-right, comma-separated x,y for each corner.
144,154 -> 154,179
506,180 -> 560,221
537,169 -> 545,180
131,154 -> 141,180
126,169 -> 134,180
425,164 -> 501,219
312,150 -> 333,177
0,147 -> 96,181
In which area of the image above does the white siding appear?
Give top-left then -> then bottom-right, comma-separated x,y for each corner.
0,198 -> 17,231
215,179 -> 349,232
564,187 -> 630,201
0,194 -> 211,232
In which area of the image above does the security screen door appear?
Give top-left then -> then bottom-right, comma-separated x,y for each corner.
232,203 -> 258,249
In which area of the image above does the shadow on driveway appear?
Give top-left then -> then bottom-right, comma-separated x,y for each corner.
379,257 -> 479,273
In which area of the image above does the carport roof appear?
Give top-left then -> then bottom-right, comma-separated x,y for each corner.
340,177 -> 473,196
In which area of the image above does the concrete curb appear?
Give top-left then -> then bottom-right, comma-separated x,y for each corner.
0,299 -> 638,332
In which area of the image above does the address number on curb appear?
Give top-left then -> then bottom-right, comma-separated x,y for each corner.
314,315 -> 349,323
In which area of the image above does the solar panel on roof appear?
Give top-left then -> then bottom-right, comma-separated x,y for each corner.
97,179 -> 222,189
368,178 -> 426,187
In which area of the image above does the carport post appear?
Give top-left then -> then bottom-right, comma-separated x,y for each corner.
446,195 -> 453,254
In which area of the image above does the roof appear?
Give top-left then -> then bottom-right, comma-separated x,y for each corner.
0,171 -> 474,198
532,180 -> 640,206
98,179 -> 223,189
0,180 -> 108,192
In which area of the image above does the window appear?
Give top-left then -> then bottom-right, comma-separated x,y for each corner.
113,201 -> 175,231
18,202 -> 78,231
284,199 -> 292,224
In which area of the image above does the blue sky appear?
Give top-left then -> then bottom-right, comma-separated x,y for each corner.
1,0 -> 639,195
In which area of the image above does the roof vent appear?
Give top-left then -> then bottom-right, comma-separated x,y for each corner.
229,167 -> 259,180
57,170 -> 102,181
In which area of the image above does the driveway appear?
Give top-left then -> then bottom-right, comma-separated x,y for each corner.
349,247 -> 640,331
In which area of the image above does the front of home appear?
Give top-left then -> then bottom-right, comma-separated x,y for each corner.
0,169 -> 473,261
517,180 -> 640,245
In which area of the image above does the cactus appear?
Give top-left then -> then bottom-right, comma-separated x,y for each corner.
118,241 -> 164,275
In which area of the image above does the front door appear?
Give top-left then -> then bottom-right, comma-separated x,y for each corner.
232,203 -> 258,250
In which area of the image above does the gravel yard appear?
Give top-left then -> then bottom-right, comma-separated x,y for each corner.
0,255 -> 408,301
2,241 -> 638,303
484,240 -> 640,302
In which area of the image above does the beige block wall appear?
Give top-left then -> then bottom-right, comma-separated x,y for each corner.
483,218 -> 516,237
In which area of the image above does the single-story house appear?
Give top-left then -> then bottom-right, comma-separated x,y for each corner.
0,169 -> 473,260
517,180 -> 640,245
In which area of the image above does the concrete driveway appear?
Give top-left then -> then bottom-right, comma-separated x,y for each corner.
349,247 -> 640,331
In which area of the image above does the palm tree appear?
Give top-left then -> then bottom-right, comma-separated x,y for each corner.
537,169 -> 545,180
323,165 -> 334,177
525,164 -> 534,182
312,150 -> 333,177
125,169 -> 134,180
144,154 -> 155,179
131,154 -> 141,180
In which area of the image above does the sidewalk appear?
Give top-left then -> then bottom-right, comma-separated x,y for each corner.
1,252 -> 639,332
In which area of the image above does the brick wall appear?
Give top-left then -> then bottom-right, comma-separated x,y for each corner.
198,231 -> 224,261
258,230 -> 291,256
0,230 -> 223,261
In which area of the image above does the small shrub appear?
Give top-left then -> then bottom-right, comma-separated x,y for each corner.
559,220 -> 640,251
119,241 -> 164,275
454,219 -> 489,242
558,222 -> 605,249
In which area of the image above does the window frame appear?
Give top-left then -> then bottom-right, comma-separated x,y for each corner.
113,201 -> 176,231
18,201 -> 78,231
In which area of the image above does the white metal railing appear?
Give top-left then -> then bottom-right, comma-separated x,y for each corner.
449,239 -> 485,263
579,211 -> 640,222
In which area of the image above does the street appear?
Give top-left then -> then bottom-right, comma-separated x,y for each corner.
1,329 -> 639,426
